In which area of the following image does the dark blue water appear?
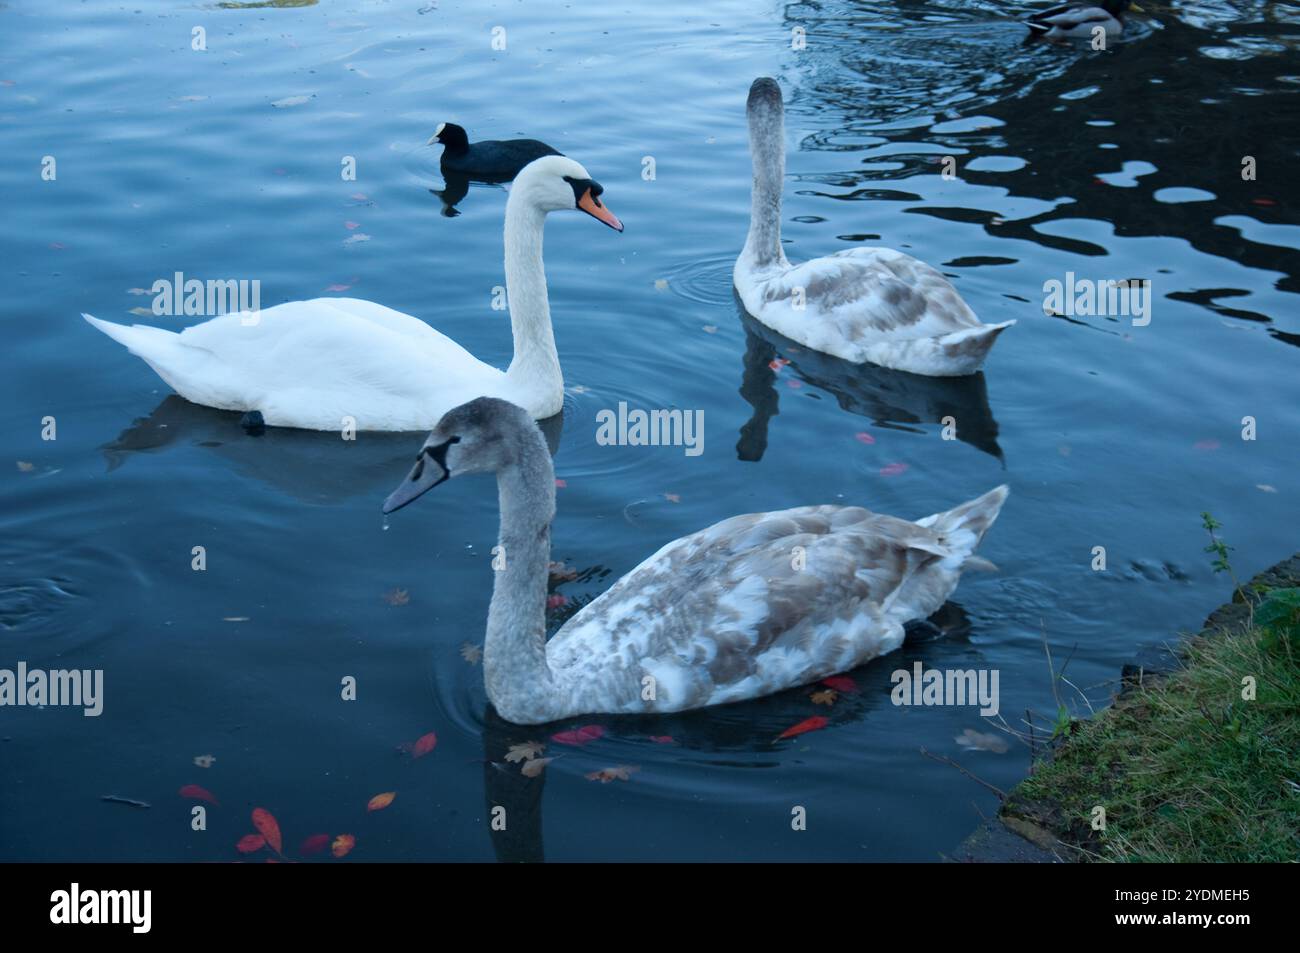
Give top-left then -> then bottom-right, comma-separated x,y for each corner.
2,0 -> 1297,861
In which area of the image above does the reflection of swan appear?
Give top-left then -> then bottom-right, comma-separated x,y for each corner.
734,78 -> 1012,376
99,395 -> 562,504
383,397 -> 1008,726
473,608 -> 975,862
735,302 -> 1004,462
83,157 -> 622,431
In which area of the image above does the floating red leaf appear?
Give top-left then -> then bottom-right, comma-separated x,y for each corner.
299,833 -> 330,856
554,478 -> 567,488
777,715 -> 829,740
821,675 -> 859,694
880,462 -> 909,477
551,725 -> 605,746
854,432 -> 876,445
251,807 -> 283,854
236,834 -> 266,854
647,735 -> 675,744
412,732 -> 438,759
179,784 -> 219,806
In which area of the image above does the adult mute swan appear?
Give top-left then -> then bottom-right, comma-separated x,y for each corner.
734,77 -> 1013,377
83,155 -> 622,432
383,396 -> 1009,725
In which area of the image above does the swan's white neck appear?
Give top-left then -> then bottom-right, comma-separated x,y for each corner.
502,188 -> 562,402
482,434 -> 562,724
742,105 -> 788,271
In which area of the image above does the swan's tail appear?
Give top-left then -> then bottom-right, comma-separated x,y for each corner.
83,312 -> 194,395
931,320 -> 1015,376
916,485 -> 1009,568
83,313 -> 178,354
859,320 -> 1014,377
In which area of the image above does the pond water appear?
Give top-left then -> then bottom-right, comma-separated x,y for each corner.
2,0 -> 1297,861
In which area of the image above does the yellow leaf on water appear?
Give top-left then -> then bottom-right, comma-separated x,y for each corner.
810,689 -> 837,706
331,834 -> 356,858
505,741 -> 545,763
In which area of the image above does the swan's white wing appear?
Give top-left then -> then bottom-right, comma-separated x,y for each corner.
548,505 -> 959,712
739,248 -> 980,360
90,299 -> 508,431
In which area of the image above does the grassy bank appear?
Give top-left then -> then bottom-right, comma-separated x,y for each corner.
1005,586 -> 1300,862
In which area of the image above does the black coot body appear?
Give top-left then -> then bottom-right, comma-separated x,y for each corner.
432,122 -> 561,180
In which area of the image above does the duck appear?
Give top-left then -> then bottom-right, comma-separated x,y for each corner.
383,396 -> 1009,725
1024,0 -> 1141,42
733,77 -> 1013,377
429,122 -> 562,181
83,156 -> 623,432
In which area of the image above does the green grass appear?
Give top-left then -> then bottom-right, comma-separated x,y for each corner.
1012,622 -> 1300,862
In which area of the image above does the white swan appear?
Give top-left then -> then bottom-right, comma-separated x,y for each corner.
734,77 -> 1013,377
383,396 -> 1009,725
82,156 -> 623,432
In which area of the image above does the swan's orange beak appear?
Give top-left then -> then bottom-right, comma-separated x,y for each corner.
579,189 -> 623,232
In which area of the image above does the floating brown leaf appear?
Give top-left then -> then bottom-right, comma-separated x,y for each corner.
585,765 -> 639,783
251,807 -> 283,854
412,732 -> 437,758
331,834 -> 356,858
955,728 -> 1009,754
382,588 -> 410,606
367,791 -> 396,812
178,784 -> 219,806
810,689 -> 837,706
299,833 -> 330,856
459,642 -> 482,664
